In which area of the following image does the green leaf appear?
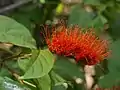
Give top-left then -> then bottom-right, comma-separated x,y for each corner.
91,15 -> 107,29
10,4 -> 43,23
0,68 -> 10,77
97,4 -> 107,13
39,0 -> 45,4
18,58 -> 31,71
50,71 -> 68,90
0,60 -> 22,78
98,72 -> 120,88
95,60 -> 109,78
52,85 -> 66,90
68,5 -> 107,33
107,39 -> 120,72
50,71 -> 66,86
0,15 -> 36,49
0,77 -> 31,90
84,0 -> 100,5
98,40 -> 120,88
56,3 -> 64,14
36,75 -> 51,90
53,56 -> 84,80
18,50 -> 41,72
73,82 -> 86,90
68,5 -> 95,28
19,49 -> 54,79
108,13 -> 120,39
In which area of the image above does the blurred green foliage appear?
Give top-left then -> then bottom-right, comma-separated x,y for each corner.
0,0 -> 119,90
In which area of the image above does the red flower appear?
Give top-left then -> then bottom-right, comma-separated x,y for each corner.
74,30 -> 109,65
44,25 -> 110,65
45,25 -> 81,57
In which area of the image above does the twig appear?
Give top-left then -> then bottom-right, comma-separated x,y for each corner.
4,63 -> 23,83
4,63 -> 36,88
23,80 -> 36,88
0,0 -> 33,14
3,53 -> 32,61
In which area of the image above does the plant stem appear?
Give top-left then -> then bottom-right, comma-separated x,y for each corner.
4,63 -> 36,88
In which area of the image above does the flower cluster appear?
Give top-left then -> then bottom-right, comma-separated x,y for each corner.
44,25 -> 109,65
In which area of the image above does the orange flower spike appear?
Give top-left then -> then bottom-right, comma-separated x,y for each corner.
75,30 -> 110,65
44,24 -> 110,66
45,25 -> 81,57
